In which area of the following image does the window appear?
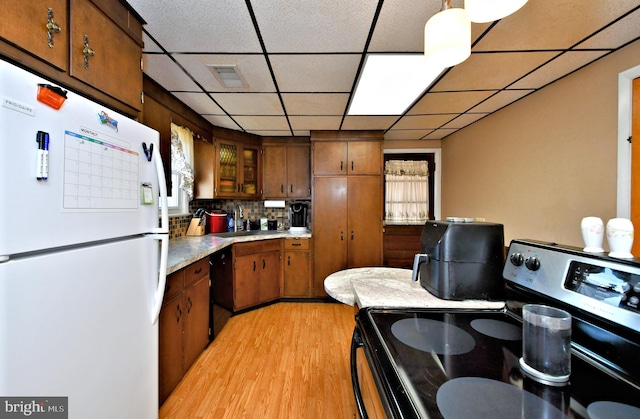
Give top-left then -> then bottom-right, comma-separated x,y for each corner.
384,153 -> 436,222
164,124 -> 194,216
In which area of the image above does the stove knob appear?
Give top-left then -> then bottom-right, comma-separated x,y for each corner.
510,253 -> 524,266
525,256 -> 541,271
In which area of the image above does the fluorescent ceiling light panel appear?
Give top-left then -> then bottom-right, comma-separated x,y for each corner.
348,55 -> 445,115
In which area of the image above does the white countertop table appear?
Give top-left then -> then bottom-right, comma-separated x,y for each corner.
324,267 -> 505,309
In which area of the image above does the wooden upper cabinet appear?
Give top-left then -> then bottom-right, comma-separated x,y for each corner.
70,0 -> 143,111
194,139 -> 215,199
1,1 -> 69,71
312,138 -> 382,176
214,138 -> 261,198
262,143 -> 311,198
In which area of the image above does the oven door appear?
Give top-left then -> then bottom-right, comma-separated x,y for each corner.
351,326 -> 387,419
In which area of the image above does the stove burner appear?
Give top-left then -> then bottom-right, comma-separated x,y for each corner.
437,377 -> 567,418
470,318 -> 522,341
391,318 -> 475,355
587,401 -> 640,419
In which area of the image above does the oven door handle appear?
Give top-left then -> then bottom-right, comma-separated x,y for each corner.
351,326 -> 369,419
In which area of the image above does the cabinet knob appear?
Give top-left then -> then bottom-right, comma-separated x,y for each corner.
46,8 -> 61,48
82,35 -> 95,70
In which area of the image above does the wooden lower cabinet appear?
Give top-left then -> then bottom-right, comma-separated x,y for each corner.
283,238 -> 312,297
228,240 -> 282,312
383,225 -> 423,268
159,258 -> 210,404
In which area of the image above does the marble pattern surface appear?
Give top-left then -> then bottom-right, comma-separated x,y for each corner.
167,231 -> 311,274
325,267 -> 505,309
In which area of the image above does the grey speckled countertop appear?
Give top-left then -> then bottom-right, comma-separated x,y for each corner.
324,267 -> 505,310
167,231 -> 311,274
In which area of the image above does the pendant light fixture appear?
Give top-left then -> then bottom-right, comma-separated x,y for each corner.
464,0 -> 528,23
424,0 -> 471,68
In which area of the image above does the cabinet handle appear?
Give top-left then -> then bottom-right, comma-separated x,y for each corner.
290,184 -> 293,193
351,161 -> 354,171
262,259 -> 266,269
340,231 -> 344,241
176,304 -> 182,323
288,256 -> 291,266
46,8 -> 61,48
187,296 -> 193,313
340,161 -> 343,171
351,231 -> 354,240
253,261 -> 256,271
292,243 -> 301,247
82,35 -> 95,70
281,184 -> 284,193
194,267 -> 202,275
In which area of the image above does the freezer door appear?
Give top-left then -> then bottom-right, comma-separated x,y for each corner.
0,59 -> 165,257
0,237 -> 159,419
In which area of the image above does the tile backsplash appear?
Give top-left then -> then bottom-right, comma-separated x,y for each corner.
168,199 -> 311,240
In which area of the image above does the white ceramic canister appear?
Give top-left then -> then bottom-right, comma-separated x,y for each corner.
606,218 -> 634,258
580,217 -> 604,253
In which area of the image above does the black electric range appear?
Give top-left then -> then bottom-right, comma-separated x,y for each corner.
352,240 -> 640,418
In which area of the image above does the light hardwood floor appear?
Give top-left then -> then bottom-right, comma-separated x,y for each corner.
159,302 -> 358,419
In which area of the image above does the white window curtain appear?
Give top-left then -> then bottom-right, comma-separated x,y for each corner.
170,123 -> 195,201
385,160 -> 429,222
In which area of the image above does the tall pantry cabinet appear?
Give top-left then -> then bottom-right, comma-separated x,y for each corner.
311,131 -> 384,297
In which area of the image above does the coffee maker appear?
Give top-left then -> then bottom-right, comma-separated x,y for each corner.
289,203 -> 309,233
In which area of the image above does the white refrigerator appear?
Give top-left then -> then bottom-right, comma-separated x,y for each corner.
0,59 -> 168,418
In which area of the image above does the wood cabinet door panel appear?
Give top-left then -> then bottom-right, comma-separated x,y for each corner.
283,251 -> 310,297
182,277 -> 210,370
159,294 -> 183,403
287,145 -> 311,197
194,140 -> 214,199
258,251 -> 281,302
70,0 -> 142,110
1,0 -> 68,71
313,142 -> 347,175
262,146 -> 287,197
348,176 -> 383,268
312,177 -> 348,297
234,255 -> 259,310
347,141 -> 382,175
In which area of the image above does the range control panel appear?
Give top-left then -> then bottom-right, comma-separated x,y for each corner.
504,239 -> 640,332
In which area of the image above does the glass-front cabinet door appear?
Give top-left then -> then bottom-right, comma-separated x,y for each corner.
214,139 -> 261,198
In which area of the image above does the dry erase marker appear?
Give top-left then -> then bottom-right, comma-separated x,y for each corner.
42,132 -> 49,181
36,131 -> 45,180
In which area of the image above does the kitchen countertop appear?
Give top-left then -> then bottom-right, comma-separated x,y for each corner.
167,230 -> 311,274
324,267 -> 505,309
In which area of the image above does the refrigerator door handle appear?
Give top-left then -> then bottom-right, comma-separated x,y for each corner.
151,144 -> 169,234
149,233 -> 168,324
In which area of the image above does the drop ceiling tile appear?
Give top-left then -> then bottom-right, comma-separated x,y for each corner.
342,115 -> 399,130
270,55 -> 361,92
281,93 -> 349,115
384,129 -> 434,141
129,0 -> 261,52
510,50 -> 609,90
172,92 -> 224,115
432,52 -> 559,91
423,129 -> 458,140
469,90 -> 533,113
289,116 -> 342,131
143,55 -> 201,91
575,9 -> 640,49
409,91 -> 495,115
233,116 -> 290,131
251,0 -> 377,52
203,115 -> 242,131
369,0 -> 490,53
142,33 -> 162,53
473,0 -> 640,51
393,114 -> 458,130
173,54 -> 276,92
249,130 -> 294,137
441,113 -> 488,129
210,93 -> 283,115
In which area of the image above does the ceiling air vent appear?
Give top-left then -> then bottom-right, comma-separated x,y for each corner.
207,65 -> 248,88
